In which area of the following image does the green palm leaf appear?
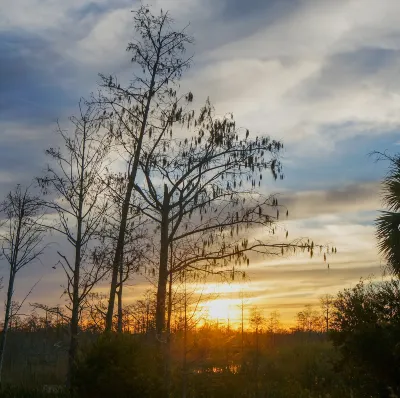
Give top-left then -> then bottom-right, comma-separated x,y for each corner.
381,164 -> 400,212
376,211 -> 400,276
375,153 -> 400,276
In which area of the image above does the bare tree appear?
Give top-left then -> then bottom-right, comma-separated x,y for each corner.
266,310 -> 281,335
320,294 -> 334,333
238,290 -> 250,359
99,173 -> 150,332
0,184 -> 47,383
80,292 -> 108,332
37,100 -> 111,386
132,96 -> 329,338
94,5 -> 194,331
296,304 -> 322,333
249,306 -> 265,395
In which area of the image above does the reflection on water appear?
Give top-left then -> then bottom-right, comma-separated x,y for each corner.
194,364 -> 240,374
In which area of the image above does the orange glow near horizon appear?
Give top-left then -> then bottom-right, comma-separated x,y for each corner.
201,298 -> 242,324
194,281 -> 253,327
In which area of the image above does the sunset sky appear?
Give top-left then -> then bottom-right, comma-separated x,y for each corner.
1,0 -> 399,326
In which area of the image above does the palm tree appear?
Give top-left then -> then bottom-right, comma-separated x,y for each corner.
375,152 -> 400,276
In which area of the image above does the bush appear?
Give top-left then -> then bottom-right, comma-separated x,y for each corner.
73,334 -> 165,398
330,279 -> 400,397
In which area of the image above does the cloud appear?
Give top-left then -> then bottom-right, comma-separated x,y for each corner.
66,7 -> 133,70
0,32 -> 76,124
178,0 -> 400,160
279,181 -> 381,221
0,0 -> 125,33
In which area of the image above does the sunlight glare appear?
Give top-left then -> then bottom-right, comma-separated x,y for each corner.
203,299 -> 241,323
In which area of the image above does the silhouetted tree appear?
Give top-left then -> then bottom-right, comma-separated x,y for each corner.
0,184 -> 46,383
266,310 -> 281,334
296,304 -> 322,333
97,175 -> 149,332
133,96 -> 325,338
94,5 -> 194,331
249,306 -> 265,395
38,100 -> 111,386
266,310 -> 281,346
320,293 -> 334,333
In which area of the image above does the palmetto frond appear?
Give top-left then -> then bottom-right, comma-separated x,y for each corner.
374,153 -> 400,276
381,159 -> 400,211
376,211 -> 400,276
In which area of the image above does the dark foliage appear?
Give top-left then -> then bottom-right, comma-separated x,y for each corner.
73,333 -> 166,398
330,279 -> 400,397
375,152 -> 400,276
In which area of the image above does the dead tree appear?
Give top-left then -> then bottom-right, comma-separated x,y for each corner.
93,5 -> 194,331
320,294 -> 334,333
99,172 -> 150,332
0,184 -> 46,383
132,97 -> 330,337
37,100 -> 111,386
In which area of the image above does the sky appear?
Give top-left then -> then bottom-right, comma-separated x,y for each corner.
1,0 -> 400,326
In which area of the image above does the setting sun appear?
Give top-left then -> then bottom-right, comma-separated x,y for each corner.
202,299 -> 241,324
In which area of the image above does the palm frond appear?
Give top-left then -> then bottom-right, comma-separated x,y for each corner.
382,168 -> 400,211
375,210 -> 400,276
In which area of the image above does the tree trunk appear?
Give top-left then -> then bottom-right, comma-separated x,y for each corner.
241,297 -> 244,361
117,263 -> 123,333
67,227 -> 82,388
0,269 -> 15,384
182,273 -> 188,398
165,246 -> 174,395
105,182 -> 133,331
68,132 -> 85,388
0,203 -> 23,385
105,54 -> 159,332
155,184 -> 170,336
326,307 -> 329,333
166,269 -> 173,335
255,328 -> 259,398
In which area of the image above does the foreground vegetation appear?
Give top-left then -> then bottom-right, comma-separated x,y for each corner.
0,329 -> 353,398
2,277 -> 400,397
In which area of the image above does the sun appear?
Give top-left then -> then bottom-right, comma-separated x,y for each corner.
203,299 -> 235,321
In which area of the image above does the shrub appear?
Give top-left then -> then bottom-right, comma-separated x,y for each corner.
73,333 -> 165,398
330,279 -> 400,397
